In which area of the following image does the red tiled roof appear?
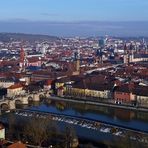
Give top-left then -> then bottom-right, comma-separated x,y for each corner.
7,141 -> 26,148
45,79 -> 52,85
133,85 -> 148,96
32,70 -> 52,75
58,86 -> 64,90
0,124 -> 4,130
27,57 -> 41,63
0,60 -> 19,66
8,83 -> 23,89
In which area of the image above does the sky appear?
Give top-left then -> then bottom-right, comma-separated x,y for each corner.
0,0 -> 148,21
0,0 -> 148,36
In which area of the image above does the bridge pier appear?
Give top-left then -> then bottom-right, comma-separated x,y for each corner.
45,91 -> 51,98
8,100 -> 16,110
33,94 -> 40,102
21,96 -> 29,104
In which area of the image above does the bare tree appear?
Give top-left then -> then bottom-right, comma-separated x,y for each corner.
7,114 -> 17,140
23,117 -> 52,147
64,126 -> 78,148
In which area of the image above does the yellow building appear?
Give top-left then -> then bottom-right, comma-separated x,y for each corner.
65,83 -> 112,99
55,75 -> 113,99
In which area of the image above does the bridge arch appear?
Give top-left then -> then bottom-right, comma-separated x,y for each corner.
39,93 -> 45,98
39,93 -> 45,101
15,99 -> 22,105
1,103 -> 9,110
28,96 -> 33,102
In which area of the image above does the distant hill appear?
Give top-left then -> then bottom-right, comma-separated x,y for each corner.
0,33 -> 59,42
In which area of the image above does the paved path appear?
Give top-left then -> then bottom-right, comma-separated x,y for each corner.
48,96 -> 148,112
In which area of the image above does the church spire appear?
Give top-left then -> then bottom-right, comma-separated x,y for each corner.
19,46 -> 26,71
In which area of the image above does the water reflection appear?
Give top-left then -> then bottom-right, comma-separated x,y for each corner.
26,100 -> 148,132
17,100 -> 148,121
63,101 -> 148,122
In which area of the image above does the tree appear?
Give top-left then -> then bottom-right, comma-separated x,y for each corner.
23,117 -> 52,147
64,126 -> 78,148
7,114 -> 17,140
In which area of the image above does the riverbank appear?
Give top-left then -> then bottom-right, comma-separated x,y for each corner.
48,96 -> 148,112
1,100 -> 148,148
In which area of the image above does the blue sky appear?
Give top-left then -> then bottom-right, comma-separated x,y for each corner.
0,0 -> 148,21
0,0 -> 148,36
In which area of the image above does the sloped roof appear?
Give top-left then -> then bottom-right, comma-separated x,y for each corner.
72,79 -> 114,91
133,85 -> 148,96
8,83 -> 23,89
134,54 -> 148,59
7,141 -> 26,148
45,79 -> 53,85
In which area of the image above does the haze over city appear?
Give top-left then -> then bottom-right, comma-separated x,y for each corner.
0,0 -> 148,36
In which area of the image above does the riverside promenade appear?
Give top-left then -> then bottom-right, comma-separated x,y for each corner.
48,96 -> 148,112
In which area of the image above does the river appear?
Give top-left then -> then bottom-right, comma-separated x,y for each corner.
27,100 -> 148,133
1,100 -> 148,147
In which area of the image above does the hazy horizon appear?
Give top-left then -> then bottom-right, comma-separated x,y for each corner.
1,0 -> 148,37
0,20 -> 148,37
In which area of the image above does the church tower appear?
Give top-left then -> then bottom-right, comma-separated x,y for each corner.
73,49 -> 80,75
19,47 -> 26,71
129,43 -> 134,63
96,48 -> 103,64
123,44 -> 129,64
76,49 -> 80,72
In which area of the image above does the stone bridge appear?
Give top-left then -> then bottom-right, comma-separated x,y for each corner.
0,91 -> 51,110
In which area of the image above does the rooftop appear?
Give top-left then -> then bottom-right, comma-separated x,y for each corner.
7,141 -> 26,148
8,83 -> 23,89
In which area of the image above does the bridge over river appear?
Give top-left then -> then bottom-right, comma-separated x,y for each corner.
0,91 -> 50,110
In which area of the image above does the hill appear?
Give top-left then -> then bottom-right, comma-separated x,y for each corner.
0,33 -> 59,42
